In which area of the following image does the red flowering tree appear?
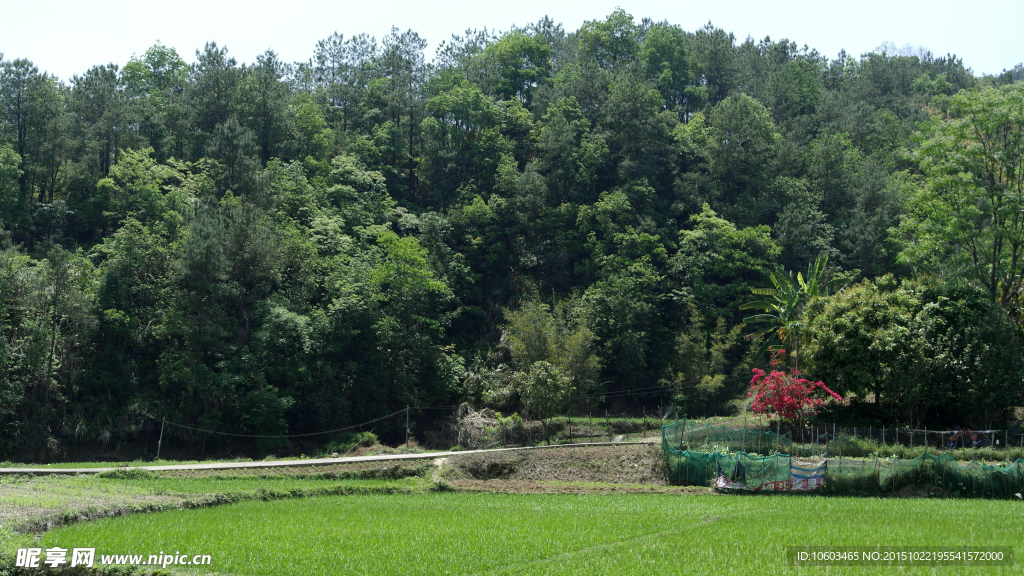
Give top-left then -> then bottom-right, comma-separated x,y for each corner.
749,350 -> 842,425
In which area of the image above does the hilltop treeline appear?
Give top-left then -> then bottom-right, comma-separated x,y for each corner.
0,11 -> 1019,459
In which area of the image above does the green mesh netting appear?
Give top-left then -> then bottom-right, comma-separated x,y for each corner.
661,418 -> 792,454
662,449 -> 792,488
661,420 -> 1024,498
661,419 -> 792,489
870,453 -> 1024,498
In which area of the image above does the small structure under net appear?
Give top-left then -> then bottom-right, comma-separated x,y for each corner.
661,419 -> 1024,498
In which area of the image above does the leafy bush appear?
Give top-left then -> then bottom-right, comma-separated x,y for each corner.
97,468 -> 155,480
320,432 -> 379,456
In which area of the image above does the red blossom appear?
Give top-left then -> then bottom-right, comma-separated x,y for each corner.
748,351 -> 842,423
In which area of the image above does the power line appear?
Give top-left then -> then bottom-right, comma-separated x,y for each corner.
415,375 -> 750,411
162,409 -> 407,438
157,373 -> 752,440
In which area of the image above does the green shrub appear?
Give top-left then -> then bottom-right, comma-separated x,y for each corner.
320,432 -> 379,456
97,468 -> 155,480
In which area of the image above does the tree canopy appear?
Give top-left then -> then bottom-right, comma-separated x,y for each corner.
0,12 -> 1019,458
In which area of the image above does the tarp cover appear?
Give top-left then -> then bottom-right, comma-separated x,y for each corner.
714,459 -> 826,491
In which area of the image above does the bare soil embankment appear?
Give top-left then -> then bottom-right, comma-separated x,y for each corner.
443,443 -> 707,494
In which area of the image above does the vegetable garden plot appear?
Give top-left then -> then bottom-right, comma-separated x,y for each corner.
662,419 -> 1024,497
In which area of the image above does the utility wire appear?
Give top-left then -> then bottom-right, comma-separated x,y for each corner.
162,409 -> 407,438
157,374 -> 751,439
415,375 -> 749,411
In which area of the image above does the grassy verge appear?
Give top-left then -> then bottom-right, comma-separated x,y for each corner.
31,492 -> 1023,575
465,416 -> 664,449
0,459 -> 255,470
0,463 -> 434,534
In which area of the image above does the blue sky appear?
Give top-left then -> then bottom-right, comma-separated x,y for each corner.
2,0 -> 1020,81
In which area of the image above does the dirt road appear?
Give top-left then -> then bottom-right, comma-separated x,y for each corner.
0,440 -> 657,475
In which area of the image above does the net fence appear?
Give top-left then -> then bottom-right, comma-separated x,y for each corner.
661,418 -> 793,452
661,419 -> 1024,498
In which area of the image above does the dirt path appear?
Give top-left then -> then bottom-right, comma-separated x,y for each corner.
0,440 -> 657,475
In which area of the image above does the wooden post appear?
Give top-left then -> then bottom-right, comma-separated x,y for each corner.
156,416 -> 166,461
679,414 -> 688,450
777,419 -> 782,453
742,415 -> 747,452
405,406 -> 410,448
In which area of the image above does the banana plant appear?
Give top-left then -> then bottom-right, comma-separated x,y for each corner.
741,256 -> 849,364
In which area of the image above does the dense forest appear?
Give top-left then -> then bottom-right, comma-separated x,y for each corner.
1,11 -> 1023,459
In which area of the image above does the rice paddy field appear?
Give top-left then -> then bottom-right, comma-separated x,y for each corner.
34,492 -> 1022,575
2,446 -> 1020,575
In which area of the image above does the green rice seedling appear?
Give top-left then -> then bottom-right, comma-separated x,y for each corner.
40,492 -> 1021,575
